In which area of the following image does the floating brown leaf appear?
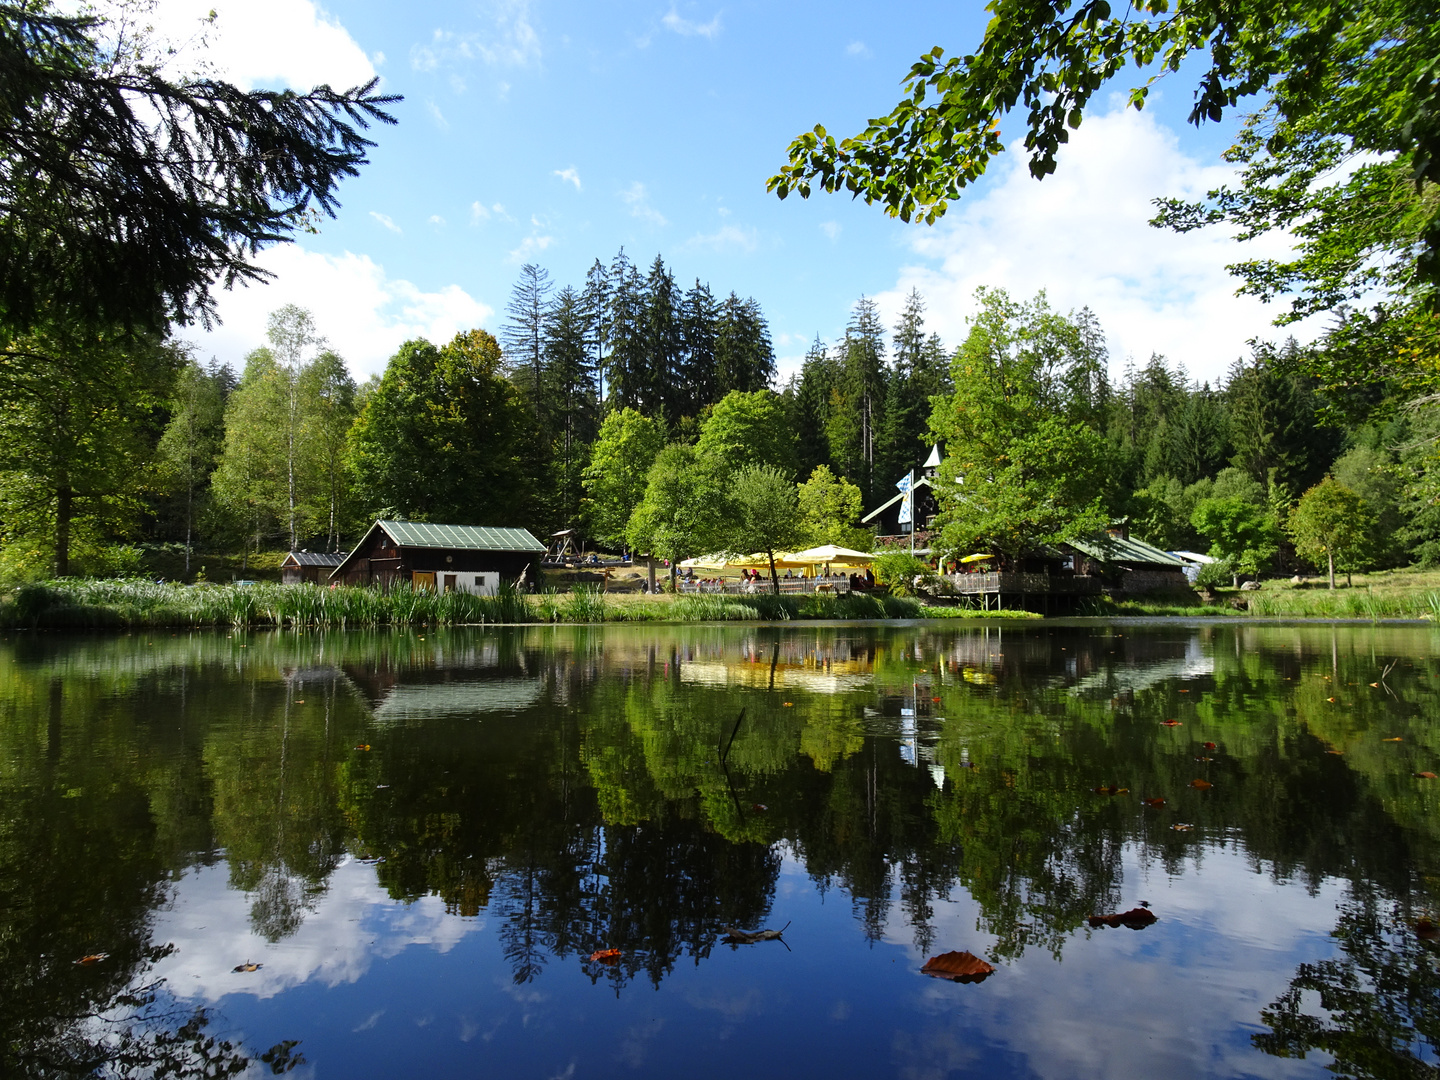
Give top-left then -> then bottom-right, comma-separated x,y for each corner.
1327,697 -> 1337,703
589,949 -> 622,964
1384,737 -> 1404,743
1203,742 -> 1217,750
1171,823 -> 1194,832
1092,784 -> 1129,796
932,696 -> 942,703
782,702 -> 793,707
1195,756 -> 1213,762
1327,750 -> 1344,755
232,962 -> 262,973
1189,779 -> 1212,790
921,950 -> 995,983
1142,797 -> 1166,808
1161,720 -> 1183,727
75,953 -> 108,965
354,744 -> 370,751
1088,908 -> 1158,930
1416,772 -> 1438,780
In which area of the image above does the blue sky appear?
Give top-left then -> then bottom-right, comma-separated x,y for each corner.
152,0 -> 1318,386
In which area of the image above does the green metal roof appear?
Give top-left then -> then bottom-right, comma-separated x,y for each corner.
378,520 -> 547,552
1068,534 -> 1186,568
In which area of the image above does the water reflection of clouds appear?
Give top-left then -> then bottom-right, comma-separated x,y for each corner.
884,845 -> 1341,1080
150,857 -> 484,1002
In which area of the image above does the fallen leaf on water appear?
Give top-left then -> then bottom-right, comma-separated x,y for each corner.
1161,720 -> 1182,727
1328,697 -> 1337,703
751,803 -> 768,812
921,951 -> 995,983
1088,908 -> 1158,930
932,697 -> 942,703
232,962 -> 262,973
589,949 -> 622,964
1171,823 -> 1194,832
1195,756 -> 1213,762
782,702 -> 793,707
1203,742 -> 1217,750
1416,772 -> 1438,779
1092,785 -> 1129,796
1327,750 -> 1344,755
1384,737 -> 1404,743
294,700 -> 304,704
1370,682 -> 1381,688
1179,689 -> 1190,693
75,953 -> 108,965
1142,797 -> 1166,809
354,744 -> 370,751
1189,779 -> 1212,790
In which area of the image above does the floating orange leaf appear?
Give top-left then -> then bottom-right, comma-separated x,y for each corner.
782,702 -> 793,707
1417,772 -> 1438,779
1171,823 -> 1194,832
1179,689 -> 1190,693
1161,720 -> 1182,727
921,950 -> 995,983
1142,797 -> 1166,808
1203,742 -> 1217,750
1327,750 -> 1344,755
1092,785 -> 1129,796
1327,697 -> 1337,703
1088,907 -> 1157,930
1189,779 -> 1212,790
932,697 -> 942,703
354,744 -> 370,751
1384,737 -> 1404,742
590,949 -> 622,964
1195,756 -> 1213,762
1370,682 -> 1381,688
75,953 -> 108,965
232,962 -> 262,973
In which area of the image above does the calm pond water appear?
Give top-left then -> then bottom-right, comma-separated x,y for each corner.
4,620 -> 1440,1078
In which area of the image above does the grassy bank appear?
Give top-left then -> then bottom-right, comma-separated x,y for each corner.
0,579 -> 1044,629
1080,566 -> 1440,620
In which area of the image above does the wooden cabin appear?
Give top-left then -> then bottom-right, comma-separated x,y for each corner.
329,520 -> 546,593
281,550 -> 346,585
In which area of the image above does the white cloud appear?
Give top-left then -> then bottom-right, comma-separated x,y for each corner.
470,201 -> 491,224
369,211 -> 402,234
820,221 -> 841,242
845,41 -> 871,58
877,104 -> 1324,384
509,234 -> 556,262
553,166 -> 582,191
687,224 -> 758,253
149,860 -> 485,1003
180,244 -> 494,379
410,1 -> 541,73
662,7 -> 722,38
428,214 -> 446,226
620,182 -> 667,226
150,0 -> 375,91
426,100 -> 450,129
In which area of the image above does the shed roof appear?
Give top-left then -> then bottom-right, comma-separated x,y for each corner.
282,551 -> 346,568
1068,534 -> 1186,568
378,520 -> 546,552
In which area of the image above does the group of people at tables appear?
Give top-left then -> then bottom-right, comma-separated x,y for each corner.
678,566 -> 876,592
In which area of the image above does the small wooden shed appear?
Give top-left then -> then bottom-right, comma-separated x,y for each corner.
281,551 -> 346,585
329,520 -> 546,593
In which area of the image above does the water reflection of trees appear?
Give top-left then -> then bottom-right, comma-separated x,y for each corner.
5,624 -> 1440,1072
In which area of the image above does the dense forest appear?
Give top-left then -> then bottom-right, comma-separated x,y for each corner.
0,240 -> 1434,586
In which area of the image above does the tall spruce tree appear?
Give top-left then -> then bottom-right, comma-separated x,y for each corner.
787,336 -> 835,481
643,255 -> 684,423
679,279 -> 719,416
581,258 -> 611,412
715,294 -> 776,395
607,250 -> 649,412
155,357 -> 230,571
827,296 -> 887,503
503,263 -> 554,417
543,286 -> 599,527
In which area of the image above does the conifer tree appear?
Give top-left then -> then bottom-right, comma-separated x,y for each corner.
644,255 -> 684,422
543,286 -> 598,527
581,258 -> 611,411
714,294 -> 775,395
503,263 -> 554,416
679,279 -> 719,415
606,251 -> 649,412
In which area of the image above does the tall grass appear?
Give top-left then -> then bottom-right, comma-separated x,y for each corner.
0,579 -> 536,630
0,578 -> 1050,630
